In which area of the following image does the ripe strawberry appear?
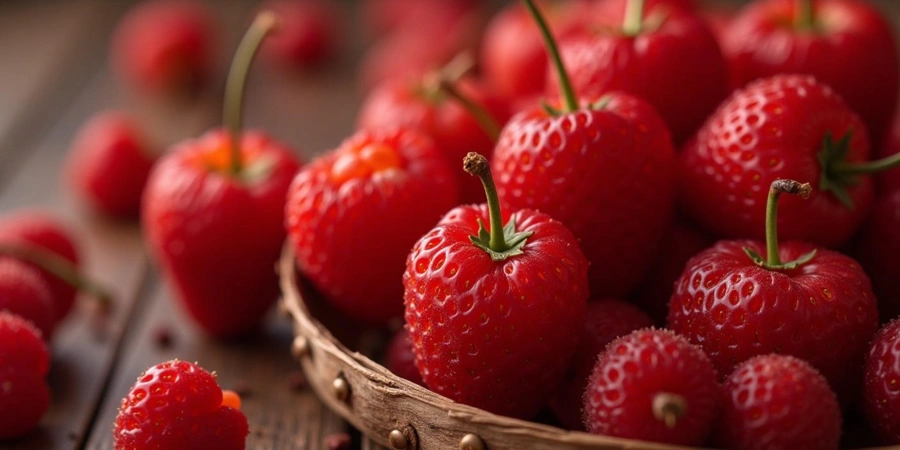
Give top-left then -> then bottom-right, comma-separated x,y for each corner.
0,312 -> 50,440
864,319 -> 900,444
0,258 -> 56,339
550,299 -> 653,430
143,14 -> 301,337
717,354 -> 841,450
260,0 -> 339,71
111,0 -> 216,96
113,360 -> 248,450
547,0 -> 728,144
583,328 -> 719,446
385,328 -> 423,386
65,111 -> 156,219
669,179 -> 879,402
679,74 -> 885,248
286,127 -> 457,325
404,153 -> 588,419
854,190 -> 900,322
721,0 -> 898,145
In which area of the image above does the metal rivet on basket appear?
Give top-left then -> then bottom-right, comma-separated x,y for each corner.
332,374 -> 350,401
459,433 -> 485,450
292,336 -> 309,358
388,429 -> 408,449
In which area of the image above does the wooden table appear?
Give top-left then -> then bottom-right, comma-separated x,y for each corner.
2,1 -> 900,450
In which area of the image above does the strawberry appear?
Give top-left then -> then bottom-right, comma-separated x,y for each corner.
721,0 -> 898,145
547,0 -> 728,144
111,0 -> 216,96
0,258 -> 56,340
853,190 -> 900,322
385,328 -> 423,386
492,1 -> 675,297
864,319 -> 900,444
404,153 -> 588,419
717,354 -> 841,450
65,111 -> 156,219
143,14 -> 301,337
678,74 -> 892,248
285,127 -> 457,325
260,0 -> 339,71
583,328 -> 719,446
113,360 -> 248,450
668,179 -> 879,402
0,312 -> 50,439
550,299 -> 653,430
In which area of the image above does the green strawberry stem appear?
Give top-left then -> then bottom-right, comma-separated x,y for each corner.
623,0 -> 645,36
437,79 -> 501,141
521,0 -> 579,113
796,0 -> 815,30
652,393 -> 686,429
744,179 -> 817,270
464,153 -> 534,261
224,11 -> 278,175
831,150 -> 900,175
0,243 -> 113,310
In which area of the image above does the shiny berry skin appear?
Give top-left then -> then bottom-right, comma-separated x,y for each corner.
385,328 -> 423,386
865,319 -> 900,444
583,329 -> 719,446
0,312 -> 50,440
549,2 -> 727,144
404,206 -> 588,419
287,128 -> 458,325
668,239 -> 878,402
357,78 -> 510,204
113,360 -> 248,450
854,190 -> 900,322
0,211 -> 80,323
0,258 -> 56,340
143,130 -> 301,337
260,0 -> 338,71
722,0 -> 898,145
111,0 -> 215,95
550,299 -> 653,430
679,75 -> 873,248
492,92 -> 674,297
65,111 -> 156,219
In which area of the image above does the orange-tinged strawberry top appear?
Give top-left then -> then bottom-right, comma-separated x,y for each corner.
330,142 -> 402,183
221,389 -> 242,410
186,138 -> 263,174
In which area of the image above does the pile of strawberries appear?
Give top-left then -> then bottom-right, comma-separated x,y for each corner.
4,0 -> 900,449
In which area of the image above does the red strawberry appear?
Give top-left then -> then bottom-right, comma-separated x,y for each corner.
286,127 -> 457,325
385,328 -> 423,386
721,0 -> 898,145
679,74 -> 881,248
66,111 -> 156,219
111,0 -> 216,96
404,153 -> 588,419
143,14 -> 301,337
717,354 -> 841,450
854,190 -> 900,322
548,0 -> 728,144
550,299 -> 653,430
0,312 -> 50,440
583,328 -> 719,446
669,179 -> 879,402
260,0 -> 339,71
357,73 -> 510,204
0,258 -> 56,339
864,319 -> 900,444
113,360 -> 248,450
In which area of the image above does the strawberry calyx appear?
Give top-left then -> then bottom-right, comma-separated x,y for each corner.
522,0 -> 579,113
795,0 -> 816,31
652,392 -> 687,429
743,179 -> 817,270
463,152 -> 533,261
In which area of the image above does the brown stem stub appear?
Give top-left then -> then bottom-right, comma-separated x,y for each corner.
652,392 -> 687,429
463,152 -> 489,177
772,179 -> 812,199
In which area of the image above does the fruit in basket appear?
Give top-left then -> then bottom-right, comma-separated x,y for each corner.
716,354 -> 841,450
721,0 -> 898,145
404,152 -> 588,419
854,190 -> 900,322
65,111 -> 156,219
583,328 -> 719,446
669,179 -> 879,402
550,299 -> 653,430
113,360 -> 248,450
864,319 -> 900,445
286,127 -> 457,325
111,0 -> 216,96
0,258 -> 55,339
143,13 -> 301,336
261,0 -> 339,71
385,328 -> 423,386
548,0 -> 727,144
0,312 -> 50,439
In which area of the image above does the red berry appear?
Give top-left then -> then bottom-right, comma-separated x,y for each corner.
66,111 -> 156,219
260,0 -> 339,70
0,312 -> 50,440
0,258 -> 56,339
286,128 -> 458,325
550,299 -> 653,430
854,190 -> 900,322
583,328 -> 719,446
718,354 -> 841,450
679,74 -> 873,247
385,328 -> 423,386
875,116 -> 900,193
722,0 -> 898,145
864,319 -> 900,444
0,211 -> 80,322
113,360 -> 248,450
